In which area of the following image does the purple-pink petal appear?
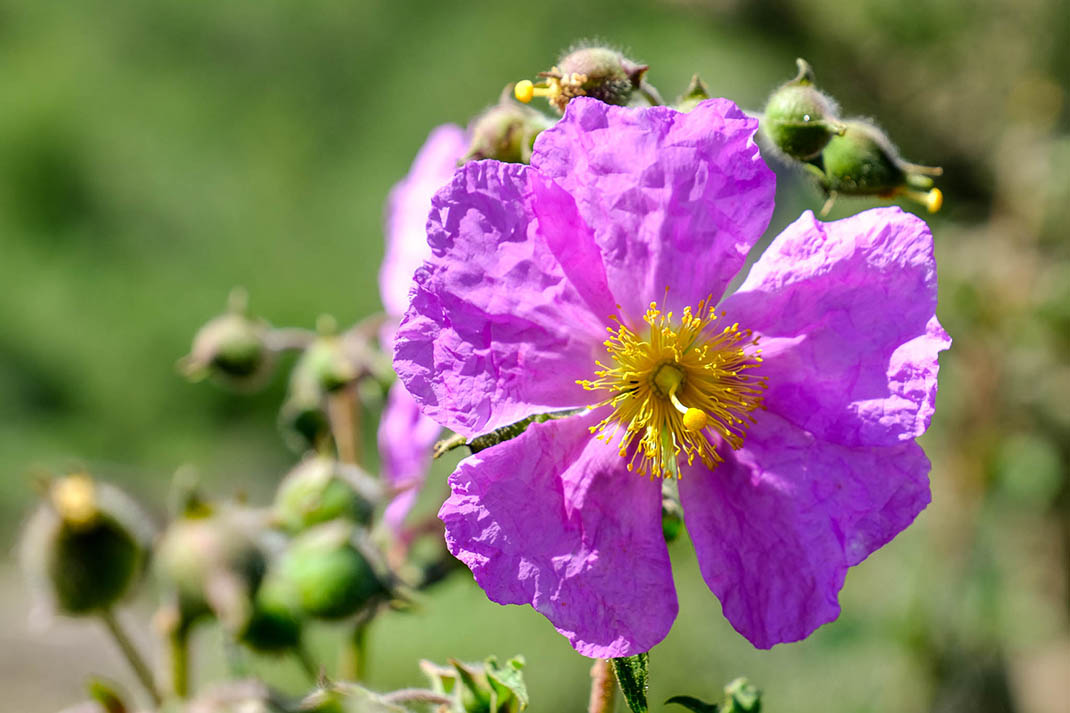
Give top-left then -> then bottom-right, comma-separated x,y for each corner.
439,409 -> 677,658
532,97 -> 775,325
380,124 -> 467,317
720,207 -> 951,448
377,380 -> 443,530
679,411 -> 931,649
394,160 -> 616,438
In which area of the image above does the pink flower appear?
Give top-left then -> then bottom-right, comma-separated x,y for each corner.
377,125 -> 467,530
394,97 -> 950,656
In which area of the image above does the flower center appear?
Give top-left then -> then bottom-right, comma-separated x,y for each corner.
578,299 -> 765,479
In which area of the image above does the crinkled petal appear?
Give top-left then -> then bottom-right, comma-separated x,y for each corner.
439,409 -> 676,657
394,160 -> 616,438
377,380 -> 442,530
721,208 -> 951,447
380,124 -> 468,317
679,411 -> 931,649
532,97 -> 775,324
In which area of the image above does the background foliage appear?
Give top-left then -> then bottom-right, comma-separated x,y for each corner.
1,1 -> 1067,711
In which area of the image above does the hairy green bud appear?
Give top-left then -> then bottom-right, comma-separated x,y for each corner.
763,59 -> 845,161
676,74 -> 711,113
515,46 -> 647,113
818,118 -> 943,214
463,98 -> 553,164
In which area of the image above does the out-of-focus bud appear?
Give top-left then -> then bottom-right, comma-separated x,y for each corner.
154,507 -> 266,629
273,521 -> 384,620
273,455 -> 380,532
292,316 -> 357,395
818,118 -> 944,214
179,289 -> 274,388
763,59 -> 846,161
515,46 -> 647,113
463,97 -> 554,164
21,474 -> 153,616
279,368 -> 331,453
675,74 -> 710,113
236,567 -> 302,653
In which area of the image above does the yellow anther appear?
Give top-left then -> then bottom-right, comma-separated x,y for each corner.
514,80 -> 535,103
52,473 -> 97,528
926,187 -> 943,214
682,408 -> 709,432
894,186 -> 943,214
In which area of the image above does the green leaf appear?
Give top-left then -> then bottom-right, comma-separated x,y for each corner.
612,653 -> 649,713
666,695 -> 720,713
485,655 -> 528,712
86,677 -> 127,713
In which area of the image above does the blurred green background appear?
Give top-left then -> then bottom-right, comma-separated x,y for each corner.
2,0 -> 1067,711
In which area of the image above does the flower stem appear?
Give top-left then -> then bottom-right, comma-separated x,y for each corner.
327,385 -> 362,466
588,658 -> 617,713
294,643 -> 321,683
100,609 -> 162,707
341,617 -> 370,681
169,624 -> 190,699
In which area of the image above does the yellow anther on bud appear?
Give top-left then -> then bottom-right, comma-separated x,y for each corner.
682,408 -> 709,432
514,80 -> 535,104
926,187 -> 943,214
51,473 -> 97,529
894,186 -> 944,214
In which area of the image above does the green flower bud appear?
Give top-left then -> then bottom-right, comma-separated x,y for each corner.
236,567 -> 302,653
514,46 -> 647,113
21,474 -> 153,616
818,118 -> 943,213
278,364 -> 331,452
675,74 -> 711,113
463,98 -> 553,164
274,522 -> 383,620
763,59 -> 845,161
294,322 -> 357,395
155,508 -> 266,628
274,455 -> 379,532
180,290 -> 273,388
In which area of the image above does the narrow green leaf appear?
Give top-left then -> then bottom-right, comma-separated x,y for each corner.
612,653 -> 649,713
666,694 -> 720,713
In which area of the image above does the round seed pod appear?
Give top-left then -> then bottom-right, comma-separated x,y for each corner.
274,522 -> 383,620
515,46 -> 648,113
154,508 -> 266,627
180,291 -> 273,389
237,568 -> 302,653
274,456 -> 378,533
463,100 -> 553,164
763,58 -> 845,161
22,475 -> 153,616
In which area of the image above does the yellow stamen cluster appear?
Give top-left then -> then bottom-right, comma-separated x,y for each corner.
514,67 -> 588,112
578,300 -> 765,479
